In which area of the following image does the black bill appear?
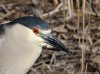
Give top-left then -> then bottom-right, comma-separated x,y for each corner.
42,34 -> 72,55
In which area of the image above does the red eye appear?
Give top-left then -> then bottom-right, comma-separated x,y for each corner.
32,27 -> 39,34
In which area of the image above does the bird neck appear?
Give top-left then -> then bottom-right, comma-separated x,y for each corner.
0,24 -> 42,74
5,24 -> 34,44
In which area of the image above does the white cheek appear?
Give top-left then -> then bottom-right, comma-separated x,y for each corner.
39,42 -> 53,48
32,29 -> 51,44
40,30 -> 51,34
32,35 -> 45,44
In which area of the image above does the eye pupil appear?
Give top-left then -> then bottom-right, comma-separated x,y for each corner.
33,27 -> 39,34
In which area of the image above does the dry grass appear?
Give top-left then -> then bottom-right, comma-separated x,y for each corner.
0,0 -> 100,74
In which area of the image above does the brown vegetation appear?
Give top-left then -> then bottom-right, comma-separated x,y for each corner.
0,0 -> 100,74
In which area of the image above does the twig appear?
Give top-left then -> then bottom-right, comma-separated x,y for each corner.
52,25 -> 67,33
31,0 -> 43,19
81,0 -> 86,74
85,11 -> 100,16
67,0 -> 72,18
85,63 -> 88,74
0,4 -> 9,13
0,10 -> 15,21
50,53 -> 56,65
43,3 -> 63,17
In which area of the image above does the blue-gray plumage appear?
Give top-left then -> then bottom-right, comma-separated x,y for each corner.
8,16 -> 50,30
0,25 -> 4,32
0,16 -> 50,34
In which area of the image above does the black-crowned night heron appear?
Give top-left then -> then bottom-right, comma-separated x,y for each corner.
0,16 -> 72,74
